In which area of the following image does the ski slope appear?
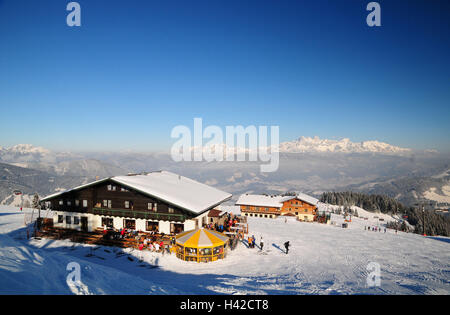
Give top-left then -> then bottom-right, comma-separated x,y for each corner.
0,206 -> 448,295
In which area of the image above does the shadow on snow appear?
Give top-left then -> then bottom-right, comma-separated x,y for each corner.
2,226 -> 306,295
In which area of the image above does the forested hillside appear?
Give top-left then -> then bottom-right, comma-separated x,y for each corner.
320,191 -> 450,237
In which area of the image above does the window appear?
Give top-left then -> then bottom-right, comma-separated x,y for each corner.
124,219 -> 136,229
148,203 -> 152,210
103,200 -> 112,208
73,216 -> 80,225
59,200 -> 63,205
83,200 -> 88,208
58,215 -> 63,223
66,216 -> 72,224
125,201 -> 130,209
170,223 -> 184,234
199,248 -> 212,256
153,203 -> 158,212
102,217 -> 114,228
107,185 -> 112,191
121,187 -> 129,192
75,200 -> 80,207
265,208 -> 269,211
67,201 -> 72,206
146,221 -> 159,232
168,207 -> 174,214
112,186 -> 116,191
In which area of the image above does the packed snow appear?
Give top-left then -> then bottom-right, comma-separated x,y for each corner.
0,205 -> 448,295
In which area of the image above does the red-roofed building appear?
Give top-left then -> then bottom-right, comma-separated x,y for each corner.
207,208 -> 227,226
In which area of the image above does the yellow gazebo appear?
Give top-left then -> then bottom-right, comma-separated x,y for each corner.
175,228 -> 229,263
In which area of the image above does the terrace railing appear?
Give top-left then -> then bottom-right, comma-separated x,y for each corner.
91,207 -> 186,222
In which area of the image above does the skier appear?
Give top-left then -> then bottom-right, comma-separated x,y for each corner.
260,237 -> 264,251
284,241 -> 290,254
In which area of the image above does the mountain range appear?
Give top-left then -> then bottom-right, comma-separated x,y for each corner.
278,136 -> 414,154
0,139 -> 448,209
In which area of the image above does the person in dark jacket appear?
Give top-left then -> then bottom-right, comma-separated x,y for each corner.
284,241 -> 290,254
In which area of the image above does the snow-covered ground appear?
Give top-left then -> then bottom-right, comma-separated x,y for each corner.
0,193 -> 33,207
0,205 -> 449,295
423,186 -> 450,204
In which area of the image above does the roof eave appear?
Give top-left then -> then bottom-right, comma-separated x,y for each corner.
40,177 -> 112,202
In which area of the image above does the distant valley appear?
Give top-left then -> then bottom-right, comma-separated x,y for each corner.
1,140 -> 449,209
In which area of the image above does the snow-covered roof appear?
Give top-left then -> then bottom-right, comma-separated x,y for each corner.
42,171 -> 232,215
235,194 -> 295,208
296,192 -> 319,206
236,193 -> 319,208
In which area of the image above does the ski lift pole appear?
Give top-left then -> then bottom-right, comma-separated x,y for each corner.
422,205 -> 425,236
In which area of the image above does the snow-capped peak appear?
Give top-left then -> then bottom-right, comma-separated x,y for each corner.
279,136 -> 411,154
1,144 -> 51,155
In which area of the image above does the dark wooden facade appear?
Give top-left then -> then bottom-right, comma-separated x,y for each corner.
44,180 -> 194,223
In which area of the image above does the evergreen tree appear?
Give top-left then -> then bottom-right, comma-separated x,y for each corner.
32,193 -> 40,209
320,191 -> 450,237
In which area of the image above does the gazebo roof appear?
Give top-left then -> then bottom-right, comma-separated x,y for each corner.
176,228 -> 229,248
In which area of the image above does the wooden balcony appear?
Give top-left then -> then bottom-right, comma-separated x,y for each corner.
91,207 -> 186,222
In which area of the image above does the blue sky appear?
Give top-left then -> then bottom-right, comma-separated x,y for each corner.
0,0 -> 449,152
